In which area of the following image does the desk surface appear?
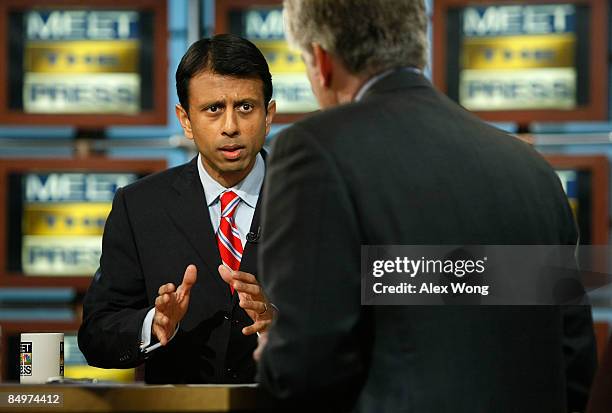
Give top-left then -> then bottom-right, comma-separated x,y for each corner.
0,384 -> 274,412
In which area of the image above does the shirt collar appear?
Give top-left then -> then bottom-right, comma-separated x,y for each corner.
197,152 -> 265,209
353,67 -> 421,102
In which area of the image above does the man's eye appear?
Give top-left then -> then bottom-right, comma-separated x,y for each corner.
240,103 -> 253,112
207,105 -> 220,113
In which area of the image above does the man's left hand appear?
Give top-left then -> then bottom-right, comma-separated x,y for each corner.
218,265 -> 274,335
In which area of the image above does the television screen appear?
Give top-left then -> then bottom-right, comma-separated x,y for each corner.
433,0 -> 607,123
546,155 -> 609,245
0,159 -> 166,290
0,0 -> 167,126
11,172 -> 138,276
216,1 -> 318,120
457,4 -> 581,111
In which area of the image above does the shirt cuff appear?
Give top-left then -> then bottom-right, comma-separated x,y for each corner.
140,308 -> 179,354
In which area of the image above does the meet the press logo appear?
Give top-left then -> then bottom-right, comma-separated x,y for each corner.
20,342 -> 33,376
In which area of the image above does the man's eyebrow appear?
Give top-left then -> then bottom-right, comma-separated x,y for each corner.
234,98 -> 259,106
197,99 -> 225,109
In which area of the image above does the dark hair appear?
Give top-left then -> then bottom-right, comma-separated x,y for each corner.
176,34 -> 273,113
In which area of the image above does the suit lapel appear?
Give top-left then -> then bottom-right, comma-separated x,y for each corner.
238,182 -> 262,270
166,157 -> 231,299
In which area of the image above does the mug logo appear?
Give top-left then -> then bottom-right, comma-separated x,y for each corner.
20,342 -> 33,376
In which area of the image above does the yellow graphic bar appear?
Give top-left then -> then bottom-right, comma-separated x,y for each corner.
462,34 -> 575,70
65,366 -> 135,383
25,40 -> 139,73
23,203 -> 111,236
253,40 -> 305,73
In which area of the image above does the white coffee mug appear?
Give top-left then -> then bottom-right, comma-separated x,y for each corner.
20,332 -> 64,384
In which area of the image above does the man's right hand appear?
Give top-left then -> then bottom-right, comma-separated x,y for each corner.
152,264 -> 197,346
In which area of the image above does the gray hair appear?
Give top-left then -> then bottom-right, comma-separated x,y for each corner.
283,0 -> 428,75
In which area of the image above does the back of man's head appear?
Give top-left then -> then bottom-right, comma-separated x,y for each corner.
175,33 -> 273,113
283,0 -> 428,76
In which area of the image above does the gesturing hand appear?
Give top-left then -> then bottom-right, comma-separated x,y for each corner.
152,264 -> 197,346
253,332 -> 268,362
218,265 -> 274,335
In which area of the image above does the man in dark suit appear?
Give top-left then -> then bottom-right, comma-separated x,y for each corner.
255,0 -> 597,411
78,34 -> 275,384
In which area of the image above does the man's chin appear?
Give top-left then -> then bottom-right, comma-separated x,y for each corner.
221,159 -> 245,168
218,158 -> 253,174
212,152 -> 259,176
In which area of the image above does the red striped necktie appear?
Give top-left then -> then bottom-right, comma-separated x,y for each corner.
217,190 -> 243,294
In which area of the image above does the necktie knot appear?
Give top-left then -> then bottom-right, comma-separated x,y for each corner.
220,191 -> 240,218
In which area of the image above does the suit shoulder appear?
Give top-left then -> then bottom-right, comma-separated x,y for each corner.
290,103 -> 371,139
271,105 -> 369,160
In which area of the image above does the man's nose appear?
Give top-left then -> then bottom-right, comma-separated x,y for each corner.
221,109 -> 239,137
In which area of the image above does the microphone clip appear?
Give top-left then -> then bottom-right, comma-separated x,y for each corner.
246,226 -> 261,244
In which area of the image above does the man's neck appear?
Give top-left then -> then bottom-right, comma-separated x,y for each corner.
337,75 -> 369,103
338,74 -> 370,104
327,57 -> 370,104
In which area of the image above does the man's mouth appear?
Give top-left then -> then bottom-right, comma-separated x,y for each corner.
219,145 -> 244,160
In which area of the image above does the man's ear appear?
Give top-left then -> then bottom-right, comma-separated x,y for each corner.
311,43 -> 333,88
175,104 -> 193,140
265,100 -> 276,136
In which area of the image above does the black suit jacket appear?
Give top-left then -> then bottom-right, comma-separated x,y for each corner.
78,156 -> 262,384
258,72 -> 597,412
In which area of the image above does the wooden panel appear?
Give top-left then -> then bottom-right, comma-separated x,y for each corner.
594,321 -> 609,363
0,384 -> 275,412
